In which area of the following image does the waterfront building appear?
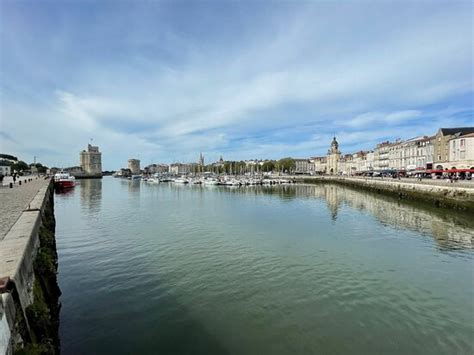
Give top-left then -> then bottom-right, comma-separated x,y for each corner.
389,136 -> 433,173
295,127 -> 472,176
373,141 -> 391,171
169,163 -> 191,175
312,156 -> 327,174
80,144 -> 102,178
144,164 -> 169,174
117,168 -> 132,177
0,164 -> 11,176
294,159 -> 314,174
128,159 -> 140,175
434,127 -> 474,168
449,133 -> 474,169
327,137 -> 341,175
350,151 -> 372,174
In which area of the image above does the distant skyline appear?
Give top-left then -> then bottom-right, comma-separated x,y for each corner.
1,1 -> 472,170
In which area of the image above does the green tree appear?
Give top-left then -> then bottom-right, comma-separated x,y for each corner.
276,158 -> 295,173
261,161 -> 275,172
11,160 -> 29,172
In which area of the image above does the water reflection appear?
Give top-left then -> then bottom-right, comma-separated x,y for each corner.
165,183 -> 473,250
57,178 -> 474,354
79,178 -> 102,213
127,180 -> 141,194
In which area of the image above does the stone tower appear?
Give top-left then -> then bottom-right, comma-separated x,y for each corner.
327,137 -> 341,175
128,159 -> 141,175
80,144 -> 102,177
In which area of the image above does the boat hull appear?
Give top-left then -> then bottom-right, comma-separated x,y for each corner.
54,180 -> 75,189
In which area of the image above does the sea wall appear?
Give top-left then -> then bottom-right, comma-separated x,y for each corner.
0,180 -> 61,354
295,176 -> 474,211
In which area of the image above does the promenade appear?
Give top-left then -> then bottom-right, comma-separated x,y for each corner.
0,176 -> 50,240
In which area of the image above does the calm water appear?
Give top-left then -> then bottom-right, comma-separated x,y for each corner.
55,177 -> 474,354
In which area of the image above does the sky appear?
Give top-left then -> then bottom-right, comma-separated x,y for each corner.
0,0 -> 472,170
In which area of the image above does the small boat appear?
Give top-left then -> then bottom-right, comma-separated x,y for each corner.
146,177 -> 160,184
174,177 -> 189,184
131,175 -> 141,181
203,178 -> 219,185
224,179 -> 241,186
54,172 -> 76,189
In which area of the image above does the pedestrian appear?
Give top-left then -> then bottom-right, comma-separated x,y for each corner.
13,173 -> 16,183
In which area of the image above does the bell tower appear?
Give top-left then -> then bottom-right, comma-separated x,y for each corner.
327,137 -> 341,175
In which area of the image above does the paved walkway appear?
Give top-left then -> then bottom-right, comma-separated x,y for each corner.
0,176 -> 50,240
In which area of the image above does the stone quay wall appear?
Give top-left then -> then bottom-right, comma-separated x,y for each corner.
294,176 -> 474,211
0,180 -> 61,355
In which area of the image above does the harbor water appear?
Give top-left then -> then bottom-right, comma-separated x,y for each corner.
55,177 -> 474,354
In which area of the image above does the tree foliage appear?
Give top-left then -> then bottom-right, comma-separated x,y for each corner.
11,160 -> 29,172
0,154 -> 18,161
275,158 -> 295,173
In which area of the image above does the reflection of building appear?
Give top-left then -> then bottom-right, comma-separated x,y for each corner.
287,184 -> 473,249
323,185 -> 343,220
323,184 -> 473,249
80,178 -> 102,213
79,144 -> 102,178
128,159 -> 140,175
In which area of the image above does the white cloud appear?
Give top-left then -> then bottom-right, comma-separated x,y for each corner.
1,2 -> 472,168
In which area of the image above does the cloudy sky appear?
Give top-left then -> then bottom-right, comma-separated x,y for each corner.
1,0 -> 472,169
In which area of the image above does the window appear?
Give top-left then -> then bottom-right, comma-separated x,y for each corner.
460,151 -> 466,160
460,139 -> 465,147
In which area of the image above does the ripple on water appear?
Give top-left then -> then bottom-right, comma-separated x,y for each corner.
55,179 -> 474,355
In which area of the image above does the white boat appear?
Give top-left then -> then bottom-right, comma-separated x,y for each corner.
224,179 -> 241,186
146,177 -> 160,184
174,177 -> 189,184
131,175 -> 141,181
203,178 -> 219,185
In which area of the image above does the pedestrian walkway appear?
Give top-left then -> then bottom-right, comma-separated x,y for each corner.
0,176 -> 50,240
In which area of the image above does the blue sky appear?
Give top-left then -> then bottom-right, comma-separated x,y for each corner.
1,0 -> 472,169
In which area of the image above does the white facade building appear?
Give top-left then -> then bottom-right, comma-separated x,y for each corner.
0,165 -> 11,176
169,163 -> 191,175
294,159 -> 314,174
449,133 -> 474,168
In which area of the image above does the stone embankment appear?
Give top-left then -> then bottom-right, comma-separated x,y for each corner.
0,178 -> 61,354
295,176 -> 474,211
